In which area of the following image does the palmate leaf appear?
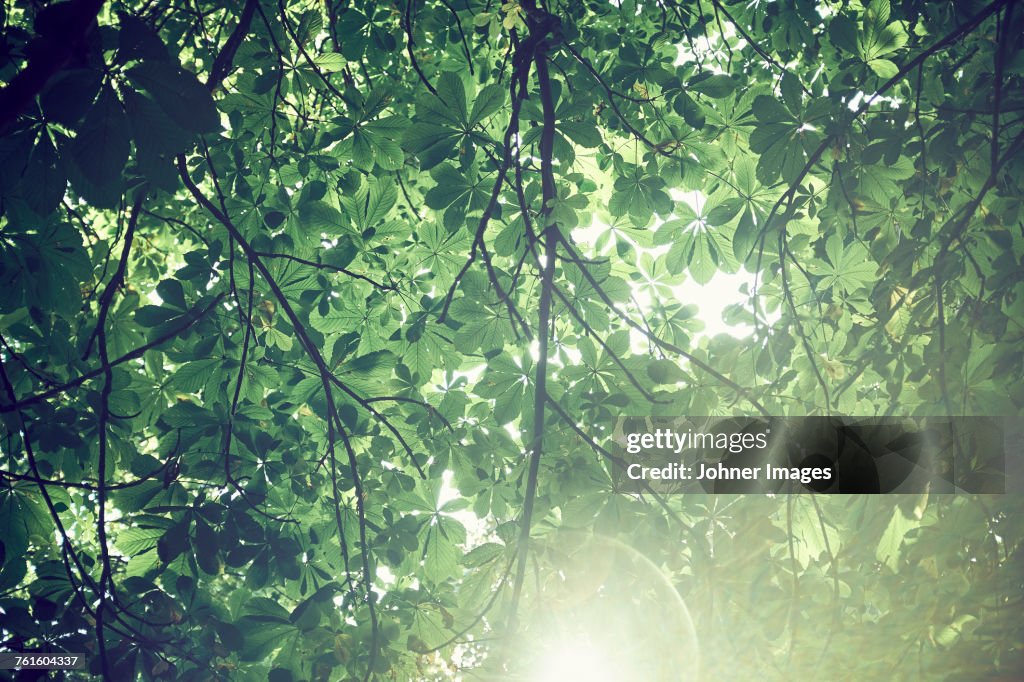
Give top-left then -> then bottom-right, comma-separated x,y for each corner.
608,172 -> 672,223
403,71 -> 504,170
819,234 -> 878,294
402,328 -> 448,382
856,157 -> 915,205
450,300 -> 509,353
351,115 -> 409,172
341,176 -> 397,232
39,69 -> 103,127
417,221 -> 473,279
475,353 -> 532,425
858,0 -> 908,61
665,227 -> 726,285
748,96 -> 807,185
0,222 -> 91,314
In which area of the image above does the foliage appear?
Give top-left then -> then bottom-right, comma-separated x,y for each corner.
0,0 -> 1022,679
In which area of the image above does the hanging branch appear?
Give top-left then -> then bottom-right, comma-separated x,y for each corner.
0,357 -> 110,662
404,0 -> 437,95
776,223 -> 832,414
206,0 -> 258,91
706,0 -> 811,95
439,0 -> 475,75
563,44 -> 676,153
507,128 -> 663,405
82,195 -> 142,360
92,192 -> 146,680
0,296 -> 224,414
507,0 -> 562,632
550,281 -> 665,403
329,403 -> 380,682
363,396 -> 454,431
810,493 -> 842,666
928,128 -> 1024,465
544,396 -> 705,551
436,29 -> 537,339
254,251 -> 396,291
223,257 -> 298,523
274,0 -> 347,108
426,555 -> 516,653
324,395 -> 355,592
176,156 -> 383,679
326,374 -> 427,479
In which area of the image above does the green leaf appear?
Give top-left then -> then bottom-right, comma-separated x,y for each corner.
876,508 -> 915,571
342,351 -> 396,385
857,157 -> 914,205
673,92 -> 705,129
171,359 -> 222,393
157,519 -> 190,563
313,52 -> 347,72
298,200 -> 343,234
647,359 -> 686,384
752,95 -> 794,123
868,58 -> 899,79
461,542 -> 504,567
310,301 -> 365,335
69,85 -> 130,189
780,72 -> 803,114
115,527 -> 164,557
135,305 -> 180,327
127,61 -> 220,133
117,12 -> 169,63
21,132 -> 66,216
689,74 -> 736,99
820,234 -> 877,293
39,69 -> 103,127
123,88 -> 194,156
215,621 -> 245,651
468,83 -> 505,125
422,523 -> 459,584
560,121 -> 602,148
829,14 -> 859,53
665,222 -> 727,285
435,72 -> 468,125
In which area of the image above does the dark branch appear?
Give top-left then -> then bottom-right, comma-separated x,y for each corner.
0,295 -> 225,414
255,251 -> 397,291
508,3 -> 561,630
206,0 -> 258,91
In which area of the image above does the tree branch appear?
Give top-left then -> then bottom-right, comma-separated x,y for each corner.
556,234 -> 770,416
206,0 -> 258,91
0,295 -> 225,414
255,251 -> 396,291
176,155 -> 381,679
508,3 -> 560,630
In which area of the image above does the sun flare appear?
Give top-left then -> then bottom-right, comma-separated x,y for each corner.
535,637 -> 622,682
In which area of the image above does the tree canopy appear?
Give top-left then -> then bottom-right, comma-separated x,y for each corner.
0,0 -> 1021,679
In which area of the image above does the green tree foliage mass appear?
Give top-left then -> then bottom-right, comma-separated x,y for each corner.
0,0 -> 1021,679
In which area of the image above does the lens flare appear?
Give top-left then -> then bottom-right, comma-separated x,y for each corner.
504,532 -> 699,681
535,636 -> 621,682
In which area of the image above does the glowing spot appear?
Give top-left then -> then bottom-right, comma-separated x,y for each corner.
535,637 -> 620,682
